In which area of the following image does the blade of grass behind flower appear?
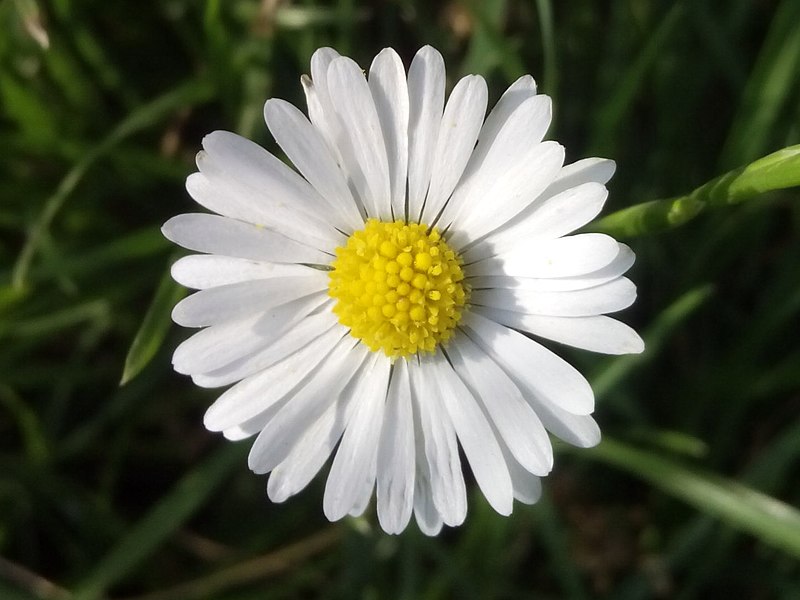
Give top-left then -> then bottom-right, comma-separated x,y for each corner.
335,0 -> 356,56
591,144 -> 800,238
48,0 -> 134,106
588,2 -> 685,156
618,417 -> 800,600
0,299 -> 111,339
461,0 -> 525,82
580,438 -> 800,559
533,0 -> 557,100
21,227 -> 170,285
534,493 -> 589,600
0,68 -> 58,145
11,77 -> 213,291
73,444 -> 245,600
121,264 -> 186,385
719,0 -> 800,168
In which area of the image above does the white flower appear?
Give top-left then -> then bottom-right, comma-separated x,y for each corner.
162,46 -> 643,535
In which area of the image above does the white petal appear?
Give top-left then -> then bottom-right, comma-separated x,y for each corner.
222,400 -> 286,442
222,427 -> 251,441
447,142 -> 564,249
172,276 -> 327,327
446,336 -> 553,476
266,353 -> 378,503
199,131 -> 345,241
327,56 -> 392,220
187,169 -> 337,252
192,308 -> 339,387
436,77 -> 537,229
527,398 -> 601,448
410,358 -> 466,527
476,308 -> 645,355
438,94 -> 555,233
304,48 -> 341,153
504,449 -> 543,504
542,157 -> 616,199
264,98 -> 363,228
248,339 -> 368,474
377,359 -> 415,534
413,453 -> 444,536
407,46 -> 445,221
467,244 -> 635,292
202,324 -> 346,431
432,349 -> 514,515
162,214 -> 332,265
369,48 -> 409,221
463,182 -> 609,261
462,311 -> 594,415
310,48 -> 340,96
477,75 -> 537,153
467,233 -> 621,279
323,354 -> 392,520
172,293 -> 328,376
421,75 -> 488,223
471,277 -> 638,318
171,255 -> 318,290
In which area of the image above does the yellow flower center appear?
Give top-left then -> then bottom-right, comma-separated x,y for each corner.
328,219 -> 468,359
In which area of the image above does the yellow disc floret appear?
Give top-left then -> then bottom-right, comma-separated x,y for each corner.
328,219 -> 469,359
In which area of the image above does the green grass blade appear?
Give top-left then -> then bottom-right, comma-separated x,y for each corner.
121,264 -> 186,386
588,2 -> 685,155
581,437 -> 800,559
0,384 -> 48,464
0,299 -> 111,339
11,78 -> 213,291
461,0 -> 526,82
591,144 -> 800,238
533,0 -> 557,99
533,493 -> 588,599
73,444 -> 245,600
719,0 -> 800,168
21,227 -> 170,285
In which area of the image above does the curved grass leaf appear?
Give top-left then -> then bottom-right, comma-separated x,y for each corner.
719,0 -> 800,167
581,437 -> 800,559
121,263 -> 186,386
592,144 -> 800,238
11,78 -> 213,291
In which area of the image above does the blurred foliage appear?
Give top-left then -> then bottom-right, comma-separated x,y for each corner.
1,0 -> 799,598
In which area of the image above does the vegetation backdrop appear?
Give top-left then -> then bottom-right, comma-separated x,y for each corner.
2,0 -> 800,598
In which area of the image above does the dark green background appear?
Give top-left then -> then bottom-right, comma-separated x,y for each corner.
2,0 -> 799,598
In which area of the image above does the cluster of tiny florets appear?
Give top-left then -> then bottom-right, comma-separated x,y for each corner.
328,219 -> 468,359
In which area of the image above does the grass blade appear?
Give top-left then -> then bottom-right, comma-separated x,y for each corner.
121,264 -> 186,385
73,444 -> 245,600
581,437 -> 800,559
588,2 -> 685,155
11,78 -> 213,291
719,0 -> 800,168
591,144 -> 800,238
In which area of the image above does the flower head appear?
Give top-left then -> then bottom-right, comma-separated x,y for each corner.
162,46 -> 644,535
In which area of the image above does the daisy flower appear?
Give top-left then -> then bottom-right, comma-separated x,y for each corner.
162,46 -> 644,535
